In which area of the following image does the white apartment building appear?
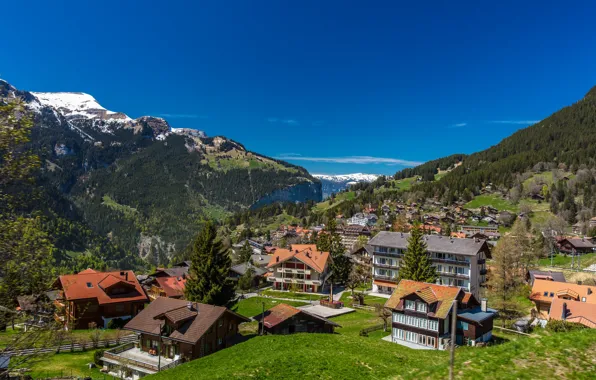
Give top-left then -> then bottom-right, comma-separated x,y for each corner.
368,231 -> 489,298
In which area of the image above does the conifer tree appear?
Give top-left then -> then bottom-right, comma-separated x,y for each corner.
185,221 -> 235,306
398,224 -> 437,283
238,240 -> 253,263
317,219 -> 352,284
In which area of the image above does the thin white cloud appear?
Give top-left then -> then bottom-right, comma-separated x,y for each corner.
448,122 -> 467,129
159,113 -> 206,119
490,120 -> 540,125
267,117 -> 300,125
276,154 -> 422,167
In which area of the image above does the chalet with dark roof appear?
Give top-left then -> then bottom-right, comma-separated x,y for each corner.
256,303 -> 340,335
101,297 -> 249,378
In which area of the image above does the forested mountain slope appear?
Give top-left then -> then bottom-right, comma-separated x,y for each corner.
0,79 -> 321,267
398,85 -> 596,198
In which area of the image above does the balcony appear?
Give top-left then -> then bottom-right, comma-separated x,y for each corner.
437,272 -> 470,279
268,277 -> 321,285
102,342 -> 182,374
480,269 -> 488,275
373,274 -> 396,281
277,268 -> 311,275
431,258 -> 471,265
373,250 -> 404,258
477,259 -> 486,265
373,262 -> 399,269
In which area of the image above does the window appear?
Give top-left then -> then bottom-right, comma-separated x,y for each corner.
457,321 -> 469,331
218,319 -> 223,327
416,302 -> 427,313
549,292 -> 554,297
543,291 -> 548,296
218,338 -> 223,345
229,322 -> 234,331
405,300 -> 415,310
86,282 -> 93,288
582,297 -> 587,302
427,336 -> 436,347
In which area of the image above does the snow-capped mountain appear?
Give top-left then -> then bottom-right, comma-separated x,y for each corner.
0,79 -> 205,142
313,173 -> 380,198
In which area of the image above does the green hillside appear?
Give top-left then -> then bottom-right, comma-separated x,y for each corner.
149,329 -> 596,379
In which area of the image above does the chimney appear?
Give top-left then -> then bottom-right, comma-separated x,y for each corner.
562,302 -> 567,320
276,256 -> 280,262
481,298 -> 487,312
187,301 -> 192,310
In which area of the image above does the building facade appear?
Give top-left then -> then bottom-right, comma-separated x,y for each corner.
102,298 -> 249,379
54,269 -> 149,330
368,232 -> 489,298
266,244 -> 331,293
385,280 -> 497,349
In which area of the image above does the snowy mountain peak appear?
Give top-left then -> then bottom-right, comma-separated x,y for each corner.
31,91 -> 132,122
312,173 -> 380,182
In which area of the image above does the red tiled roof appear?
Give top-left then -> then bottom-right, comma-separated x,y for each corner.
530,280 -> 596,304
57,270 -> 148,305
155,276 -> 186,298
266,244 -> 330,273
549,298 -> 596,328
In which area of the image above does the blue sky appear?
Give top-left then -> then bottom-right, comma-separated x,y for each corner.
3,1 -> 596,175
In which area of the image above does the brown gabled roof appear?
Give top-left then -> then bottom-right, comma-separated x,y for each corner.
57,270 -> 148,305
124,297 -> 249,344
266,244 -> 330,273
259,303 -> 341,329
384,279 -> 465,319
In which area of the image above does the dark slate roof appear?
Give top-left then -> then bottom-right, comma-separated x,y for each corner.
368,231 -> 488,256
562,238 -> 596,249
528,270 -> 566,283
457,306 -> 498,323
230,262 -> 267,277
151,266 -> 189,278
250,254 -> 271,267
0,355 -> 9,370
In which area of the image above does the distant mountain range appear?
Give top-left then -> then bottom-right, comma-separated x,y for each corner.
313,173 -> 379,198
0,79 -> 321,265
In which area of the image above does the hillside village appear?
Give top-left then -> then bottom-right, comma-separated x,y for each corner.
3,167 -> 596,379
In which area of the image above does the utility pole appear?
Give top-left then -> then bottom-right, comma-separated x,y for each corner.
449,301 -> 457,380
260,302 -> 265,335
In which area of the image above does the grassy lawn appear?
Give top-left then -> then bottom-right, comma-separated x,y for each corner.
0,327 -> 130,349
538,252 -> 596,269
333,308 -> 383,336
149,329 -> 596,379
260,289 -> 325,301
21,349 -> 107,379
232,297 -> 309,319
464,195 -> 517,212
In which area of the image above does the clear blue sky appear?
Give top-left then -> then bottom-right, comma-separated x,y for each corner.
3,1 -> 596,175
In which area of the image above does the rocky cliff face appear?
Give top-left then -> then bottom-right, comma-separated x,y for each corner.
1,79 -> 320,262
251,180 -> 322,209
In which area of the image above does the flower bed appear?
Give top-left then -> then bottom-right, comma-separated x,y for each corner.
320,299 -> 344,309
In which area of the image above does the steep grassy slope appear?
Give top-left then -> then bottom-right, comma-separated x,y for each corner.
149,329 -> 596,379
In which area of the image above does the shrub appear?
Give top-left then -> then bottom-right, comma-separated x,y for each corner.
107,318 -> 127,329
94,349 -> 105,365
546,320 -> 587,333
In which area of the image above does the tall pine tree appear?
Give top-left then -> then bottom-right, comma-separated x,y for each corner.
184,221 -> 235,306
317,219 -> 352,284
398,224 -> 437,283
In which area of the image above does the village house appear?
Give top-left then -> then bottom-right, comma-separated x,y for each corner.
385,280 -> 497,349
145,266 -> 189,301
460,225 -> 499,235
54,269 -> 149,330
256,303 -> 340,335
266,244 -> 332,293
338,224 -> 371,250
530,280 -> 596,319
345,245 -> 372,267
101,298 -> 249,379
557,238 -> 596,254
526,270 -> 566,286
368,232 -> 489,298
228,262 -> 267,287
346,213 -> 378,227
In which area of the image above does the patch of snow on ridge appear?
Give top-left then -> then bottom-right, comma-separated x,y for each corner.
31,92 -> 132,122
312,173 -> 380,182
